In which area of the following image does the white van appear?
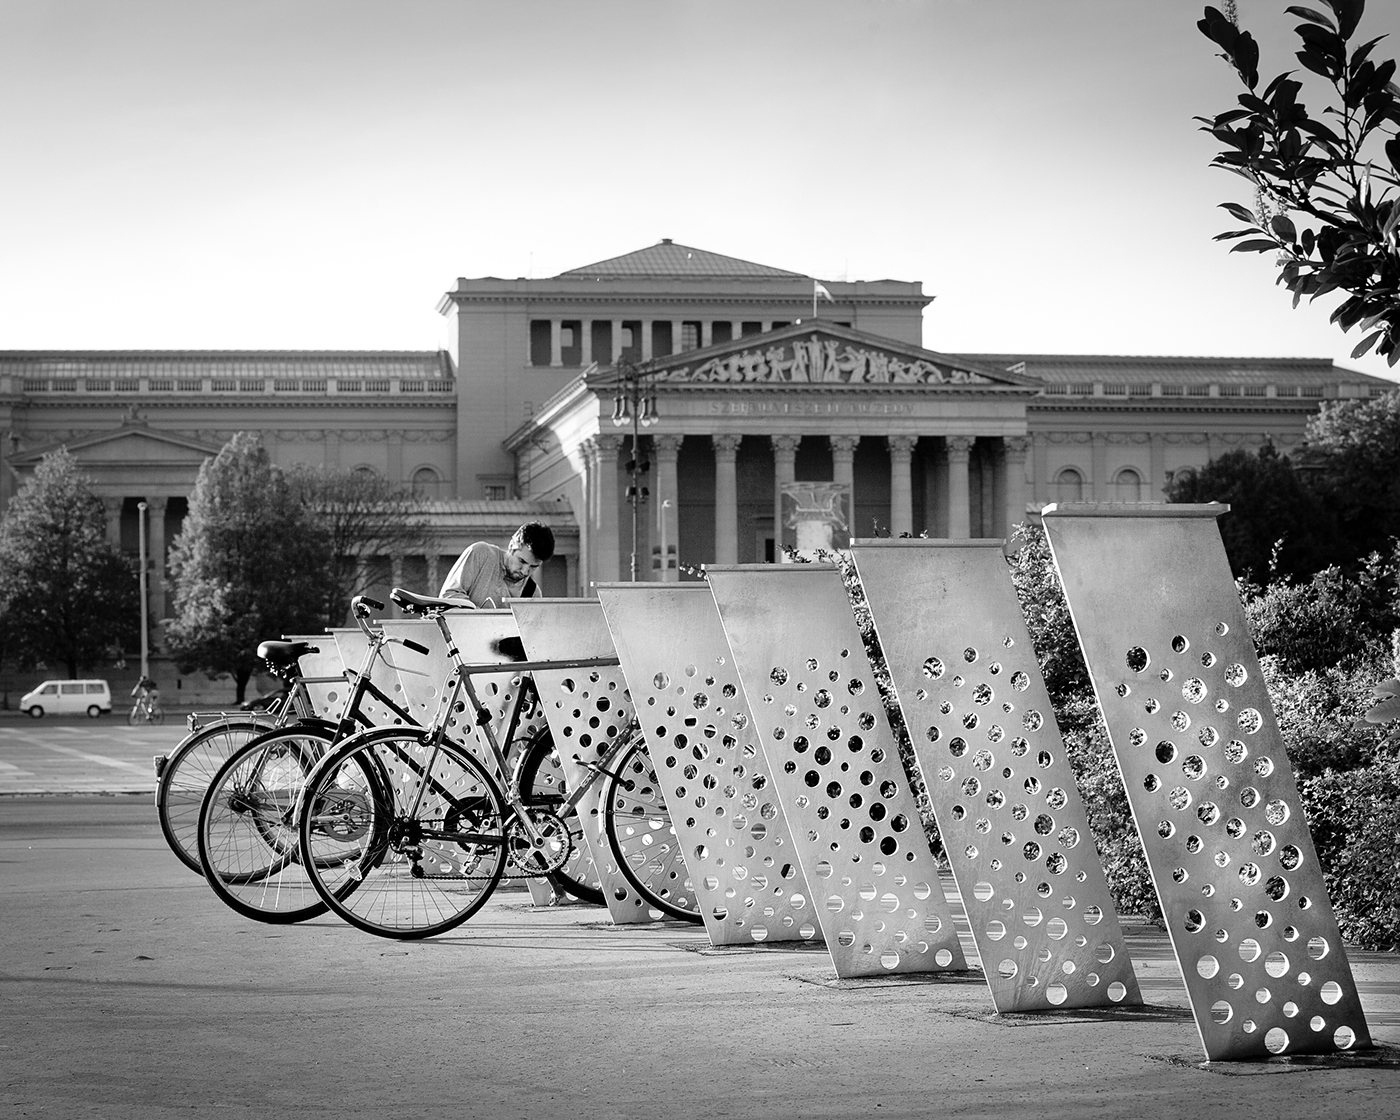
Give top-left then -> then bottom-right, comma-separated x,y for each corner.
20,679 -> 112,719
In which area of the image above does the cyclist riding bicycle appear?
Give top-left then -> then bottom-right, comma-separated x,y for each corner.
439,521 -> 553,609
132,675 -> 159,706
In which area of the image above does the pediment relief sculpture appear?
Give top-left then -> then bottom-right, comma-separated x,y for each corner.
653,336 -> 994,387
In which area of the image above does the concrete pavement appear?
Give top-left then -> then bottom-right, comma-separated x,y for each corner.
2,734 -> 1399,1119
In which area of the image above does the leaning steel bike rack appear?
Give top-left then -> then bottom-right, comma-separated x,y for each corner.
597,582 -> 820,948
851,539 -> 1141,1011
1042,501 -> 1371,1060
707,564 -> 967,979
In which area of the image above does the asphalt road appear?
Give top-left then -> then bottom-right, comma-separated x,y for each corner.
2,744 -> 1400,1118
0,716 -> 186,794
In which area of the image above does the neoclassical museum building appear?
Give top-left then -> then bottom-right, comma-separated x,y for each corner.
1,240 -> 1393,631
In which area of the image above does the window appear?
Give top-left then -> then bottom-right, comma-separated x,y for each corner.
621,320 -> 642,363
592,321 -> 613,362
651,321 -> 674,357
680,322 -> 702,352
484,484 -> 509,501
411,467 -> 444,498
41,684 -> 57,695
741,321 -> 764,337
711,322 -> 733,345
1111,468 -> 1142,502
529,320 -> 551,366
61,683 -> 83,695
1053,468 -> 1084,503
560,320 -> 581,366
85,683 -> 105,694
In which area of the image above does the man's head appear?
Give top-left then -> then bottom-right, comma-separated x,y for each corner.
502,521 -> 555,583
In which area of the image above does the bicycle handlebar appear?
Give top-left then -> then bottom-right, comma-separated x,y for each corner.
400,639 -> 430,656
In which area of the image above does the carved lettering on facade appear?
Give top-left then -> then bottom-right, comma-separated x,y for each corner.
708,400 -> 915,416
658,337 -> 992,387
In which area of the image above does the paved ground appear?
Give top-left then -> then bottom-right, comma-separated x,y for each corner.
2,731 -> 1400,1119
0,716 -> 186,794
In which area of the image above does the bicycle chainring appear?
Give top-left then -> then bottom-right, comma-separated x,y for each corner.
504,807 -> 573,878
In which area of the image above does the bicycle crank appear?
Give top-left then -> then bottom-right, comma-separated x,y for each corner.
504,807 -> 573,877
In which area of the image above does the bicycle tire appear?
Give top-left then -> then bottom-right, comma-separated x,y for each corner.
156,716 -> 279,873
150,706 -> 165,725
127,703 -> 143,726
198,727 -> 348,924
513,726 -> 605,906
602,736 -> 703,923
300,728 -> 508,939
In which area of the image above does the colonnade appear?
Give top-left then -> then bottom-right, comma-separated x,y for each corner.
541,317 -> 794,367
578,432 -> 1032,585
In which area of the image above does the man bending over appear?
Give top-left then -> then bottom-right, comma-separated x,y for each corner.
438,521 -> 554,608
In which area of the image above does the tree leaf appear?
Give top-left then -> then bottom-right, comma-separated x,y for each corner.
1273,215 -> 1300,241
1351,330 -> 1383,359
1321,0 -> 1364,40
1286,5 -> 1337,30
1219,201 -> 1260,222
1231,239 -> 1283,252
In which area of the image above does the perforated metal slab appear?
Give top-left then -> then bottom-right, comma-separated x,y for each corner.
329,628 -> 415,728
510,599 -> 672,926
707,565 -> 967,978
596,583 -> 820,948
282,634 -> 343,719
1042,503 -> 1372,1060
851,540 -> 1142,1011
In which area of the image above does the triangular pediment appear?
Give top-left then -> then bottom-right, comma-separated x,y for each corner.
604,323 -> 1036,389
10,425 -> 225,469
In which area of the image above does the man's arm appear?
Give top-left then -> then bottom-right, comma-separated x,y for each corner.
438,543 -> 491,605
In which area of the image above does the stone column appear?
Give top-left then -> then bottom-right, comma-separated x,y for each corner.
1091,433 -> 1108,501
390,554 -> 405,613
641,321 -> 653,362
147,497 -> 168,620
1149,433 -> 1167,500
701,321 -> 713,348
550,320 -> 563,368
426,550 -> 440,594
672,319 -> 685,353
1003,437 -> 1030,541
581,321 -> 593,367
829,435 -> 859,540
947,436 -> 974,540
1032,434 -> 1049,506
887,435 -> 916,537
655,435 -> 683,581
713,434 -> 742,565
592,434 -> 623,585
104,498 -> 124,547
612,320 -> 625,363
771,435 -> 801,557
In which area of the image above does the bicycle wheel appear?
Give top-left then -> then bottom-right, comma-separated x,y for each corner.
603,736 -> 703,923
514,726 -> 605,906
150,705 -> 165,725
301,728 -> 508,939
198,727 -> 349,924
157,716 -> 278,873
127,703 -> 143,726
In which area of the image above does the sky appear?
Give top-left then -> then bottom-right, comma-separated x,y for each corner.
2,0 -> 1397,381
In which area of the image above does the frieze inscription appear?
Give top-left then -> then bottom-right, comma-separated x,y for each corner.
708,400 -> 913,416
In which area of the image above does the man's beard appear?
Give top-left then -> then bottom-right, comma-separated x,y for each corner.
501,564 -> 527,584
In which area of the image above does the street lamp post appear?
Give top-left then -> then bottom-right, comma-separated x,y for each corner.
137,501 -> 150,682
609,359 -> 658,581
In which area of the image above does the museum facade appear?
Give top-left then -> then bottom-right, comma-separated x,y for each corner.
1,240 -> 1392,622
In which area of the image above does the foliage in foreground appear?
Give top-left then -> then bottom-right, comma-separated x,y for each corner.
0,449 -> 138,678
1197,0 -> 1400,364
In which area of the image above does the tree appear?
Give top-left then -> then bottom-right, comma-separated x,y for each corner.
0,449 -> 138,678
1197,1 -> 1400,362
164,433 -> 330,702
286,464 -> 430,628
1300,388 -> 1400,557
1164,441 -> 1338,581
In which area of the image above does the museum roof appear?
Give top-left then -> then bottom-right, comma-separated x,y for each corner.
556,240 -> 808,280
0,350 -> 453,379
952,353 -> 1390,388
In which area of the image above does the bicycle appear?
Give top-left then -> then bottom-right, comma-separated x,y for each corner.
294,588 -> 699,939
195,594 -> 607,924
128,692 -> 164,725
153,641 -> 337,874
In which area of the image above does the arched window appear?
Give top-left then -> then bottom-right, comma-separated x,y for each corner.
351,464 -> 378,480
412,466 -> 443,498
1112,467 -> 1143,502
1052,467 -> 1084,503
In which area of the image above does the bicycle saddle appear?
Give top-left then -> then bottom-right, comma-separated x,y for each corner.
257,640 -> 318,668
391,587 -> 471,615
